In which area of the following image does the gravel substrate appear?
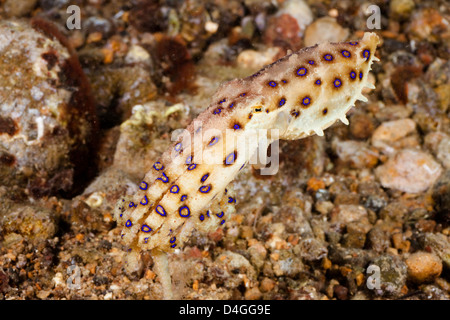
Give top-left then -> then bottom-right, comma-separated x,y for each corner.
0,0 -> 449,300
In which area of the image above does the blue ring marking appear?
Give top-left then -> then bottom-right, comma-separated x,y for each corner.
334,78 -> 342,88
208,136 -> 219,147
282,80 -> 287,83
302,96 -> 311,106
140,195 -> 148,205
201,173 -> 209,182
213,107 -> 222,115
125,220 -> 132,227
121,234 -> 124,238
359,71 -> 363,79
139,181 -> 148,190
157,172 -> 169,183
186,155 -> 193,164
144,237 -> 149,243
296,67 -> 307,76
349,41 -> 358,45
119,214 -> 123,217
153,162 -> 164,171
199,214 -> 205,221
170,185 -> 180,194
199,185 -> 211,193
221,220 -> 225,225
179,206 -> 191,218
229,103 -> 235,109
363,49 -> 370,60
188,163 -> 197,170
171,244 -> 177,248
206,210 -> 211,217
128,248 -> 132,252
341,50 -> 351,58
291,110 -> 300,117
324,54 -> 333,61
219,98 -> 226,104
308,60 -> 315,65
156,205 -> 167,216
170,237 -> 176,243
350,71 -> 357,79
240,93 -> 246,97
216,211 -> 224,218
279,98 -> 286,107
225,152 -> 236,165
129,202 -> 137,208
141,224 -> 152,233
181,195 -> 187,201
233,124 -> 241,130
228,197 -> 236,203
315,79 -> 321,85
174,142 -> 182,152
268,81 -> 277,87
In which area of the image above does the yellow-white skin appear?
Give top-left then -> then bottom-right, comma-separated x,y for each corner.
114,32 -> 380,255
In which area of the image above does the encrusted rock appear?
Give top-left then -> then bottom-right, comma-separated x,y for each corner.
369,254 -> 408,297
0,19 -> 97,196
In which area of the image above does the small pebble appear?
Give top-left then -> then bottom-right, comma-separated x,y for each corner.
405,252 -> 443,283
371,119 -> 418,155
259,277 -> 276,293
375,149 -> 442,193
304,17 -> 349,47
389,0 -> 415,20
244,287 -> 262,300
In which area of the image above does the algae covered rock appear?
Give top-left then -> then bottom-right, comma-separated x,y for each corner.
0,19 -> 97,196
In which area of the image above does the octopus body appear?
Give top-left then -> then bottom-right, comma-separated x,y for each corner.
114,32 -> 380,258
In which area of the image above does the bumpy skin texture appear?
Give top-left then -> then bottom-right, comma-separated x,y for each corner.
114,32 -> 380,254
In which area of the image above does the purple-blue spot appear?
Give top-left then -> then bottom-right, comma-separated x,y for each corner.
302,96 -> 311,106
296,67 -> 307,76
178,206 -> 190,218
170,185 -> 179,194
157,172 -> 169,183
324,54 -> 333,61
225,152 -> 237,165
363,49 -> 370,60
208,136 -> 219,147
199,185 -> 211,193
216,211 -> 224,218
140,195 -> 148,205
153,162 -> 164,171
139,181 -> 148,190
156,205 -> 167,216
341,50 -> 351,58
174,142 -> 182,152
334,78 -> 342,88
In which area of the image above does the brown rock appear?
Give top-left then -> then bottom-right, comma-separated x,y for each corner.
405,252 -> 443,283
245,287 -> 262,300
